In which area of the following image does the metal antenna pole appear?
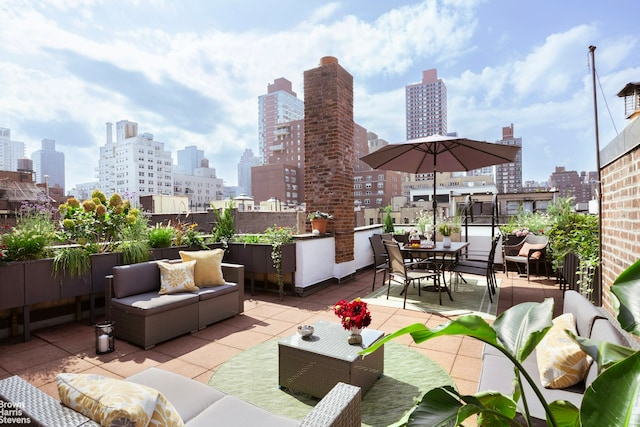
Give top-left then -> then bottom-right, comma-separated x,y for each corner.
589,45 -> 603,304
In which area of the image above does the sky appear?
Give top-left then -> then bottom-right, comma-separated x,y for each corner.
1,0 -> 638,190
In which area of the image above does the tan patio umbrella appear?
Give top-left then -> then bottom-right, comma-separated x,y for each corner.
359,134 -> 521,226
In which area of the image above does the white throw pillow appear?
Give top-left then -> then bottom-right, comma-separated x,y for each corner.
158,260 -> 199,295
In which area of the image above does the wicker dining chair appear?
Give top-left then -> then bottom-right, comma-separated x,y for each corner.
368,234 -> 389,291
383,241 -> 441,308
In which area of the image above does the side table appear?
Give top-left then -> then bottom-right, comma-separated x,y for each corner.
278,320 -> 384,399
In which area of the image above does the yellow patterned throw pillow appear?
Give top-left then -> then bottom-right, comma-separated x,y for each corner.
157,260 -> 198,295
536,313 -> 592,389
56,373 -> 184,427
179,249 -> 225,287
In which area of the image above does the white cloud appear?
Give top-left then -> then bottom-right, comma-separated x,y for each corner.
0,0 -> 637,189
510,25 -> 597,99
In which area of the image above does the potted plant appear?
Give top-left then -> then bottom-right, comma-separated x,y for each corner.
436,216 -> 460,248
264,225 -> 295,299
308,211 -> 333,235
172,221 -> 207,249
148,223 -> 175,249
212,201 -> 236,247
383,205 -> 394,234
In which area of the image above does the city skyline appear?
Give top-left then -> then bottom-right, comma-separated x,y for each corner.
0,0 -> 637,189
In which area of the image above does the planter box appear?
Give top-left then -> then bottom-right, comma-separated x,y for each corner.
61,272 -> 91,299
224,243 -> 296,274
223,242 -> 296,294
25,259 -> 60,305
91,252 -> 122,294
0,262 -> 25,310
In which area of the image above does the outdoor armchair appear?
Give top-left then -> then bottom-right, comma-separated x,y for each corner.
503,234 -> 549,281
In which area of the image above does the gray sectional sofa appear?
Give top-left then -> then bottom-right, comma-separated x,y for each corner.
105,259 -> 244,349
478,290 -> 632,421
0,368 -> 362,426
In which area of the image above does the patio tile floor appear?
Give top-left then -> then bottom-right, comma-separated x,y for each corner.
0,267 -> 562,401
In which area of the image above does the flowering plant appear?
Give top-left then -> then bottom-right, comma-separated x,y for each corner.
333,298 -> 371,330
415,210 -> 434,234
513,227 -> 532,237
308,211 -> 333,220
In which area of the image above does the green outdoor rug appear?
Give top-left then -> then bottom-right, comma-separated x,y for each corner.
208,340 -> 454,427
363,274 -> 500,319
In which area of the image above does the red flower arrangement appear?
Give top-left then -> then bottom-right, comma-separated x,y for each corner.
333,298 -> 371,330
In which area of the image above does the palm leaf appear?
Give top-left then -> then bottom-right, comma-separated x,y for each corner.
611,258 -> 640,336
581,351 -> 640,427
492,298 -> 554,362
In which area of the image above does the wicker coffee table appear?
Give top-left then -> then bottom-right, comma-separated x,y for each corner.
278,320 -> 384,398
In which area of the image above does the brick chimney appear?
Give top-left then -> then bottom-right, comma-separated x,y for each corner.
304,57 -> 355,265
617,82 -> 640,121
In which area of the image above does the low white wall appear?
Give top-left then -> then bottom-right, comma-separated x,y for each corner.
294,226 -> 382,290
293,225 -> 500,292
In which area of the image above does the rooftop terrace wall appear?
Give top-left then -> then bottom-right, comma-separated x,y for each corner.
600,116 -> 640,316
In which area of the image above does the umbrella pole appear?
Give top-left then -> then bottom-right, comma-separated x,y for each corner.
432,169 -> 437,229
433,154 -> 438,229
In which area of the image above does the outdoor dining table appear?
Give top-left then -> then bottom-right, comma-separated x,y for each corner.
399,241 -> 470,301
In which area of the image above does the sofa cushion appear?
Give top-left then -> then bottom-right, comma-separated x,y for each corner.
158,260 -> 199,295
584,318 -> 630,387
113,261 -> 162,298
126,368 -> 227,424
536,313 -> 592,389
111,291 -> 198,317
179,249 -> 225,287
56,373 -> 184,427
186,395 -> 298,427
479,348 -> 584,421
562,290 -> 606,337
196,284 -> 238,301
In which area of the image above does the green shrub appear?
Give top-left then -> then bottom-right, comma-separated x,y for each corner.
148,224 -> 175,248
383,205 -> 394,233
212,201 -> 236,244
1,200 -> 56,261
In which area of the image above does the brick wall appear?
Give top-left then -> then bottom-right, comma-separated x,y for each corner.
599,114 -> 640,321
303,57 -> 355,263
600,146 -> 640,315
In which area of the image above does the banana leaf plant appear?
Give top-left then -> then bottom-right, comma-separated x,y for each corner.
361,293 -> 640,426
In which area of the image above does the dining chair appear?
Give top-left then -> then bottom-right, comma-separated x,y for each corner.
383,241 -> 441,308
450,234 -> 501,302
368,234 -> 389,291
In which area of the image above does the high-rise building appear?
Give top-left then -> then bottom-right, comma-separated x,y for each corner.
237,148 -> 260,196
173,156 -> 224,212
355,125 -> 401,210
0,127 -> 26,172
401,69 -> 448,198
97,120 -> 173,206
177,146 -> 204,175
495,124 -> 523,193
405,69 -> 447,140
32,139 -> 65,192
367,131 -> 389,153
549,166 -> 596,204
258,78 -> 304,165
